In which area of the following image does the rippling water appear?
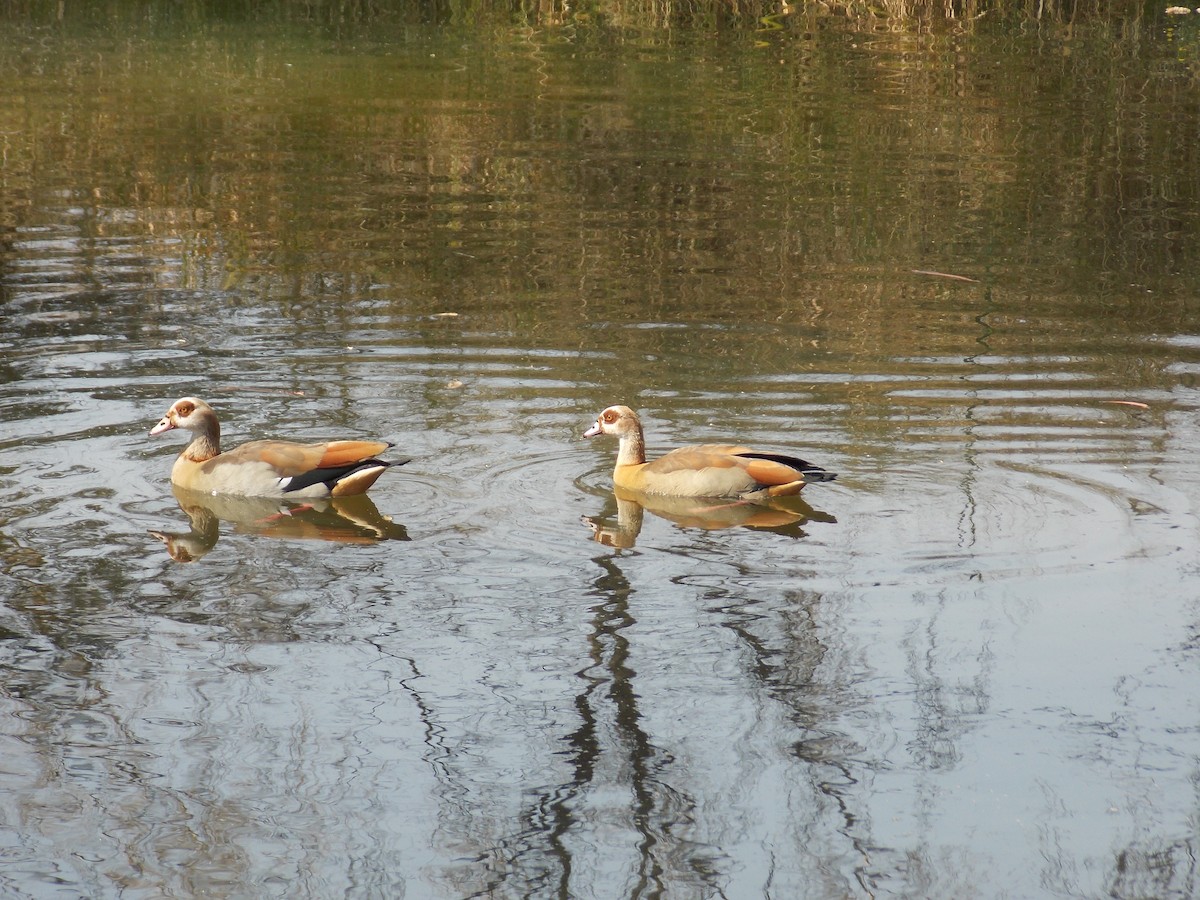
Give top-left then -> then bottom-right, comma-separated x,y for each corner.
3,7 -> 1200,899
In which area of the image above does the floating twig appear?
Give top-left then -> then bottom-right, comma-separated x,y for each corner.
912,269 -> 980,283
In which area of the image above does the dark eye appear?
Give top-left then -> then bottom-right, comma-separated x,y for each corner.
177,402 -> 194,416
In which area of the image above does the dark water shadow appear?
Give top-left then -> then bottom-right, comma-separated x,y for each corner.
149,485 -> 409,562
462,550 -> 721,897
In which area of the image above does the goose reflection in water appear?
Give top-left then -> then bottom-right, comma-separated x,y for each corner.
150,485 -> 409,562
583,486 -> 836,548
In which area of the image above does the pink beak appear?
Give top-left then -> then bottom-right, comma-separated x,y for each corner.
149,416 -> 175,436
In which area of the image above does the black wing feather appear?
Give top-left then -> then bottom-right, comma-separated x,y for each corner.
735,451 -> 838,483
281,458 -> 409,494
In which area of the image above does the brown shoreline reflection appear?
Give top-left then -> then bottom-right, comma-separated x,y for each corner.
149,485 -> 409,562
583,485 -> 835,548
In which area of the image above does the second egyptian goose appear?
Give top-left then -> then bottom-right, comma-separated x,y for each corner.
150,397 -> 405,498
584,405 -> 836,500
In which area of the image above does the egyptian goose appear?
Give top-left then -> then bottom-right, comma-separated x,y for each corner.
149,397 -> 405,498
584,405 -> 836,500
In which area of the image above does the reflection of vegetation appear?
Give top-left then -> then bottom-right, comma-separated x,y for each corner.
1106,838 -> 1198,899
0,0 -> 1159,28
3,7 -> 1194,304
1163,13 -> 1200,75
0,0 -> 1195,439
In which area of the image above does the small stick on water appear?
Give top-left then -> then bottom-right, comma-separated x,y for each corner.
1102,400 -> 1150,409
912,269 -> 980,283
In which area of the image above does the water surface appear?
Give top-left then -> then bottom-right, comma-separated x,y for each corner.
2,6 -> 1200,898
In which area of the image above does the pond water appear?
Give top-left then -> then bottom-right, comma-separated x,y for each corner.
2,5 -> 1200,898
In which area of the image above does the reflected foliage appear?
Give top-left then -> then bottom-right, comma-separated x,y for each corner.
2,0 -> 1195,361
0,0 -> 1159,29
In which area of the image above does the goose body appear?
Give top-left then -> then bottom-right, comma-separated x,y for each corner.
584,405 -> 835,500
150,397 -> 404,498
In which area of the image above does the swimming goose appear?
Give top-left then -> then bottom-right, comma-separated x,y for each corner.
584,404 -> 835,500
150,397 -> 405,498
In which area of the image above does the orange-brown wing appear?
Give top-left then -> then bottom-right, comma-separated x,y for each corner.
315,440 -> 391,468
737,455 -> 807,487
643,445 -> 752,475
249,440 -> 390,476
239,440 -> 326,476
636,445 -> 807,497
645,445 -> 806,482
627,446 -> 754,497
